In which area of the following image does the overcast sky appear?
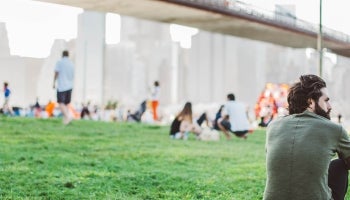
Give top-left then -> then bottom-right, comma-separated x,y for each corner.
0,0 -> 349,58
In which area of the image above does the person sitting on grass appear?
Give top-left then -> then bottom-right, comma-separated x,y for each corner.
169,102 -> 208,140
213,104 -> 224,130
215,93 -> 253,140
264,74 -> 350,200
127,100 -> 147,122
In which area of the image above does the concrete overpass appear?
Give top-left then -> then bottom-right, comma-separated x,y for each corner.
37,0 -> 350,57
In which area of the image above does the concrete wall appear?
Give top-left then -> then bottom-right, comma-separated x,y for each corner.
0,57 -> 42,107
104,16 -> 173,108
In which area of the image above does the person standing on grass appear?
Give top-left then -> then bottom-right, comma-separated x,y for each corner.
150,81 -> 160,121
264,74 -> 350,200
53,50 -> 74,125
2,82 -> 14,115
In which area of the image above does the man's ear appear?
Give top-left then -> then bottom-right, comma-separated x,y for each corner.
307,98 -> 314,106
308,98 -> 315,109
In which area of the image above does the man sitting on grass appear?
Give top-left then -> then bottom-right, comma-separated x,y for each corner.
264,74 -> 350,200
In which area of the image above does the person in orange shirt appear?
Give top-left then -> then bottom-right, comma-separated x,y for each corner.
45,100 -> 56,117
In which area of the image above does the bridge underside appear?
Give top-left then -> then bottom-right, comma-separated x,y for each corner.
38,0 -> 350,57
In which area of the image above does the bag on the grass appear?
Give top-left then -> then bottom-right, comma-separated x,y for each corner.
198,127 -> 220,141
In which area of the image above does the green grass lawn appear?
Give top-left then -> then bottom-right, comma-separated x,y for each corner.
0,117 -> 272,199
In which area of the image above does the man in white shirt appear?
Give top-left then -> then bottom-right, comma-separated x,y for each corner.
53,50 -> 74,125
217,93 -> 251,139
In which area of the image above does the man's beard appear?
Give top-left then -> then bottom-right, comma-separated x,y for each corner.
315,103 -> 331,120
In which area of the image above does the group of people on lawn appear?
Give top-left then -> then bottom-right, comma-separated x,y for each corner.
169,93 -> 252,140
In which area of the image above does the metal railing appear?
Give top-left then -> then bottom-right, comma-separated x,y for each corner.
179,0 -> 350,43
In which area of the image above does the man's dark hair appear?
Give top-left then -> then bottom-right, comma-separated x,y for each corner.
287,74 -> 326,114
4,82 -> 8,87
227,93 -> 235,101
154,81 -> 159,87
62,50 -> 69,57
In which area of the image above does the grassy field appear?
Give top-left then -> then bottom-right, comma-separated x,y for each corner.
1,117 -> 267,199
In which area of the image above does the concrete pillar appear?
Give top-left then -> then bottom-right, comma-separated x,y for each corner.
0,23 -> 10,57
75,11 -> 105,105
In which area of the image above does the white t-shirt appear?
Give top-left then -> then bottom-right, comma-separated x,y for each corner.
151,86 -> 160,101
223,100 -> 250,131
55,57 -> 74,92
